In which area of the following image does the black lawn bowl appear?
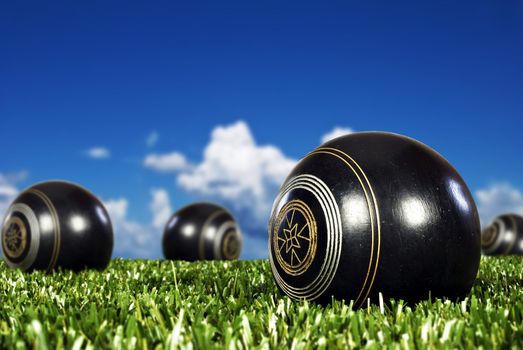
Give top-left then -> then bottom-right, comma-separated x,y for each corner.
268,131 -> 481,307
1,180 -> 113,272
482,214 -> 523,255
163,202 -> 242,261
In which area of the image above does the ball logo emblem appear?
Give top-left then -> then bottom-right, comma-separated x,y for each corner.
222,231 -> 240,259
273,199 -> 317,276
481,225 -> 497,246
2,217 -> 28,259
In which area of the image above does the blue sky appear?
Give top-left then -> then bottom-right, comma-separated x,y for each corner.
1,1 -> 522,259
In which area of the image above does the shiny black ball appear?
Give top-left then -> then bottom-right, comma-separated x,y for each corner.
163,203 -> 242,261
1,181 -> 113,272
481,214 -> 523,255
268,132 -> 481,306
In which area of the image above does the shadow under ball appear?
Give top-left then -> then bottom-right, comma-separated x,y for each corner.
163,203 -> 242,261
482,214 -> 523,255
1,181 -> 114,272
268,132 -> 481,307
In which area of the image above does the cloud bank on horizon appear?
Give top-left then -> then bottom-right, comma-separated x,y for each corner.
1,122 -> 523,259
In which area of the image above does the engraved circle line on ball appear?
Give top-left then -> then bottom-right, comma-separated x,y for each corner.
505,216 -> 519,254
273,199 -> 317,276
2,203 -> 41,271
313,147 -> 381,307
221,229 -> 242,260
27,189 -> 61,272
2,216 -> 27,259
213,220 -> 240,259
199,210 -> 227,260
269,174 -> 342,300
482,218 -> 509,254
270,161 -> 370,300
481,224 -> 498,247
269,177 -> 340,297
270,177 -> 339,295
269,147 -> 381,306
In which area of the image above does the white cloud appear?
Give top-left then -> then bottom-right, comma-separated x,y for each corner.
142,121 -> 297,259
144,152 -> 190,172
104,189 -> 172,259
475,182 -> 523,226
175,121 -> 297,225
141,122 -> 357,259
321,127 -> 354,144
144,122 -> 357,228
103,198 -> 153,258
146,131 -> 159,148
85,147 -> 111,159
0,182 -> 18,197
0,171 -> 27,221
104,198 -> 128,221
150,188 -> 172,229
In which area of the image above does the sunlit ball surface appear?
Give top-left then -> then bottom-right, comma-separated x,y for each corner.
268,132 -> 481,306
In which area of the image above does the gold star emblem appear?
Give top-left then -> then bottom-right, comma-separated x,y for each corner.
275,202 -> 315,270
283,212 -> 302,254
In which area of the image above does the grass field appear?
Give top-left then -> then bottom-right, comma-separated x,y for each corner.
0,257 -> 522,349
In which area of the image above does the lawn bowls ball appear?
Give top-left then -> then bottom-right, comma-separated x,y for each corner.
268,131 -> 481,307
163,202 -> 242,261
481,214 -> 523,255
1,180 -> 114,272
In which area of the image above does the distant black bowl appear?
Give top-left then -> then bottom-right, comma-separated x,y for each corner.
482,214 -> 523,255
163,202 -> 242,261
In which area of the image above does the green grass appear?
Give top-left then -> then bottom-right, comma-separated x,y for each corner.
0,257 -> 522,349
